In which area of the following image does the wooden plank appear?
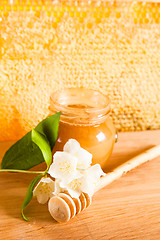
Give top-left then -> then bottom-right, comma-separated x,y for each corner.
0,130 -> 160,240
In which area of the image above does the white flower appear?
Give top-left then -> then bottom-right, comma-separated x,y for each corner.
59,164 -> 105,198
63,139 -> 80,155
48,151 -> 82,184
85,164 -> 106,181
35,140 -> 106,203
59,178 -> 82,199
80,164 -> 106,196
63,139 -> 92,170
52,179 -> 64,196
33,177 -> 55,204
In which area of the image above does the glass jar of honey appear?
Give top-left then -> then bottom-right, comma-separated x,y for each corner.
49,88 -> 116,170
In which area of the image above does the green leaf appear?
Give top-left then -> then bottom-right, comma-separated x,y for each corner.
31,129 -> 52,169
1,132 -> 44,170
35,112 -> 61,150
1,112 -> 61,170
21,174 -> 42,221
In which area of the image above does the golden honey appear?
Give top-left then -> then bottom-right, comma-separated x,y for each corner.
49,88 -> 116,169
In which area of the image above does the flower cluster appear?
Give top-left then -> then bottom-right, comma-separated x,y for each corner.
33,139 -> 105,204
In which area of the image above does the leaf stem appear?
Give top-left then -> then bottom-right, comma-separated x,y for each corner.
0,169 -> 45,174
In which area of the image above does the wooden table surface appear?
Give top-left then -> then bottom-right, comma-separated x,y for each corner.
0,130 -> 160,240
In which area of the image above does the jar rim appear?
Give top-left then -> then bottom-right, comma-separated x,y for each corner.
50,88 -> 111,125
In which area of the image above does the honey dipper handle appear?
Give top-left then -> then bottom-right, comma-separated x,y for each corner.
95,145 -> 160,192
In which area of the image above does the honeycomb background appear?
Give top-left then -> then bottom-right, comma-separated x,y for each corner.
0,0 -> 160,141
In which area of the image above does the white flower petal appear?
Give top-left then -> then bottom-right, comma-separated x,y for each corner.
76,148 -> 92,169
59,178 -> 82,198
63,139 -> 80,155
41,177 -> 54,184
33,177 -> 55,204
64,175 -> 95,197
85,164 -> 106,180
75,170 -> 83,179
52,179 -> 63,196
48,151 -> 78,184
79,175 -> 95,197
63,139 -> 92,169
78,165 -> 105,196
36,193 -> 49,204
67,189 -> 81,199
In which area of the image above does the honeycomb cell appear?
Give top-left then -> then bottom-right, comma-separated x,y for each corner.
60,6 -> 65,12
19,5 -> 24,11
55,17 -> 61,23
95,7 -> 100,12
136,11 -> 141,18
35,11 -> 40,18
152,7 -> 159,13
104,9 -> 110,18
139,18 -> 143,24
76,11 -> 80,17
42,6 -> 47,11
12,5 -> 18,11
33,0 -> 38,5
141,12 -> 146,18
95,18 -> 101,24
47,11 -> 51,17
37,6 -> 42,11
69,11 -> 74,17
58,12 -> 64,18
27,0 -> 32,5
99,12 -> 104,18
81,12 -> 87,18
21,0 -> 26,5
50,6 -> 54,12
155,18 -> 159,24
31,6 -> 36,11
79,17 -> 84,23
90,7 -> 94,12
53,11 -> 58,17
6,5 -> 11,11
0,6 -> 5,11
134,18 -> 138,24
144,18 -> 149,24
87,22 -> 93,29
3,11 -> 9,17
116,12 -> 121,18
93,12 -> 97,18
25,6 -> 30,11
66,6 -> 71,12
52,22 -> 57,28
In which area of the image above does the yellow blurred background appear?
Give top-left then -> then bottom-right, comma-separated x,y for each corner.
0,0 -> 160,141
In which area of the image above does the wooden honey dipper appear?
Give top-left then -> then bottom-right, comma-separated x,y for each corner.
48,145 -> 160,223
